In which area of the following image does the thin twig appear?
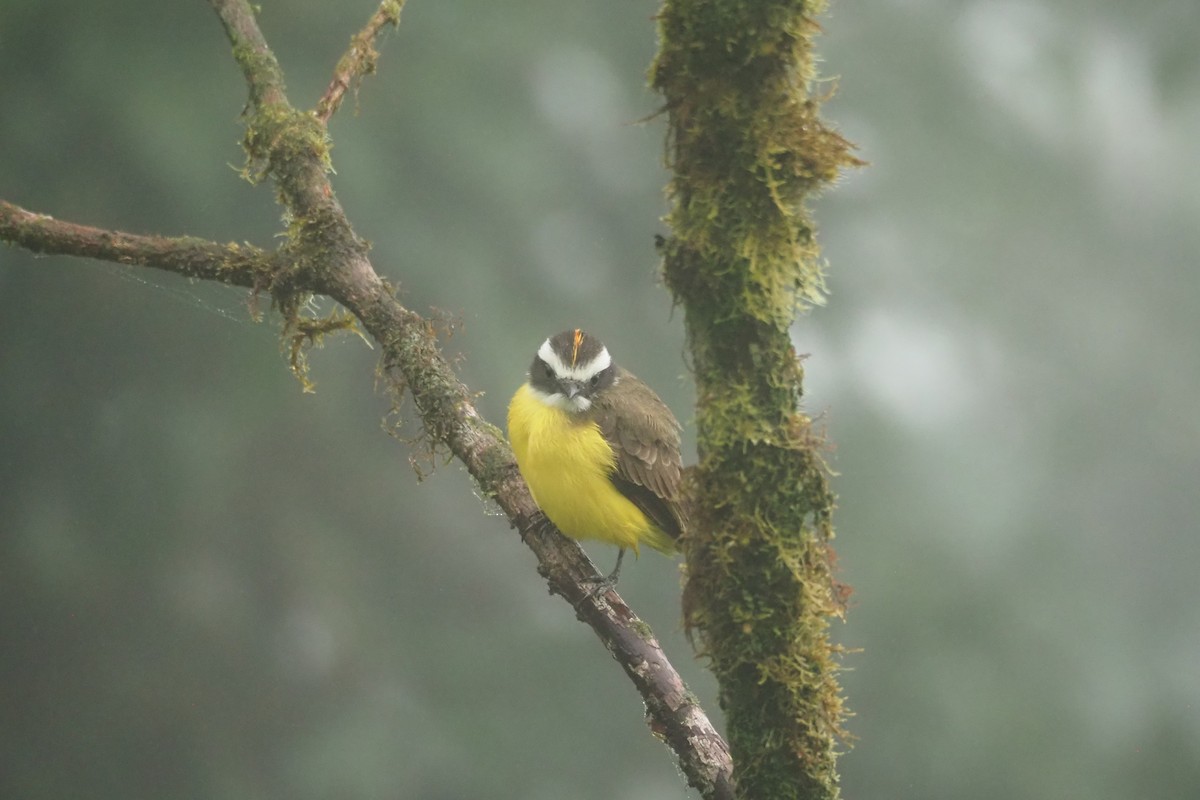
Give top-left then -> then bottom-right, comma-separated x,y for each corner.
315,0 -> 405,124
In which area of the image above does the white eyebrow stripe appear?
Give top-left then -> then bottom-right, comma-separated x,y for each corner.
537,339 -> 612,381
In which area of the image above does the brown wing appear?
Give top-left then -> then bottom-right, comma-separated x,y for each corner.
591,368 -> 686,541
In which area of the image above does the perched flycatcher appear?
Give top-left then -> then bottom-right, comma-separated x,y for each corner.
507,329 -> 685,585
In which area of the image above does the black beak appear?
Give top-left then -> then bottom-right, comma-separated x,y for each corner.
561,380 -> 584,399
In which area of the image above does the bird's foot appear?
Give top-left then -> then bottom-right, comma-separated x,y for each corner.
575,549 -> 625,607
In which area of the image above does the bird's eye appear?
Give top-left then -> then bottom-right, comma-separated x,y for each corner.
589,374 -> 601,386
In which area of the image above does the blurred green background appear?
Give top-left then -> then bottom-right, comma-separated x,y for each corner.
3,1 -> 1199,798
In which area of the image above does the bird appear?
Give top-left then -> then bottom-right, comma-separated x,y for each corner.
507,328 -> 686,588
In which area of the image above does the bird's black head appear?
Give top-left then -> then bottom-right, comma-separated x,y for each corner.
528,329 -> 617,412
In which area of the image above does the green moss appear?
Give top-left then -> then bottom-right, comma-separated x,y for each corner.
241,104 -> 333,189
232,94 -> 373,392
283,306 -> 369,393
652,1 -> 857,798
629,617 -> 656,640
381,1 -> 404,23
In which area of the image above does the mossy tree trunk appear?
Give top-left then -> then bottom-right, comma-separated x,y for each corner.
651,2 -> 859,797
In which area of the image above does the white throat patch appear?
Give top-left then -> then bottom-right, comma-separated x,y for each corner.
528,384 -> 592,413
537,339 -> 612,382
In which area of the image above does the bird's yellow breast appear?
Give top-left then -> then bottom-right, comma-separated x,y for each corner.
507,383 -> 656,552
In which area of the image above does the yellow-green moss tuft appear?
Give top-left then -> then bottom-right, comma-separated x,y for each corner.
283,305 -> 369,393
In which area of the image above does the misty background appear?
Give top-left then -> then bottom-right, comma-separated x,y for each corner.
2,1 -> 1198,798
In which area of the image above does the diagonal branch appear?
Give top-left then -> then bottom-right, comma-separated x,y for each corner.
208,3 -> 734,792
6,2 -> 737,796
